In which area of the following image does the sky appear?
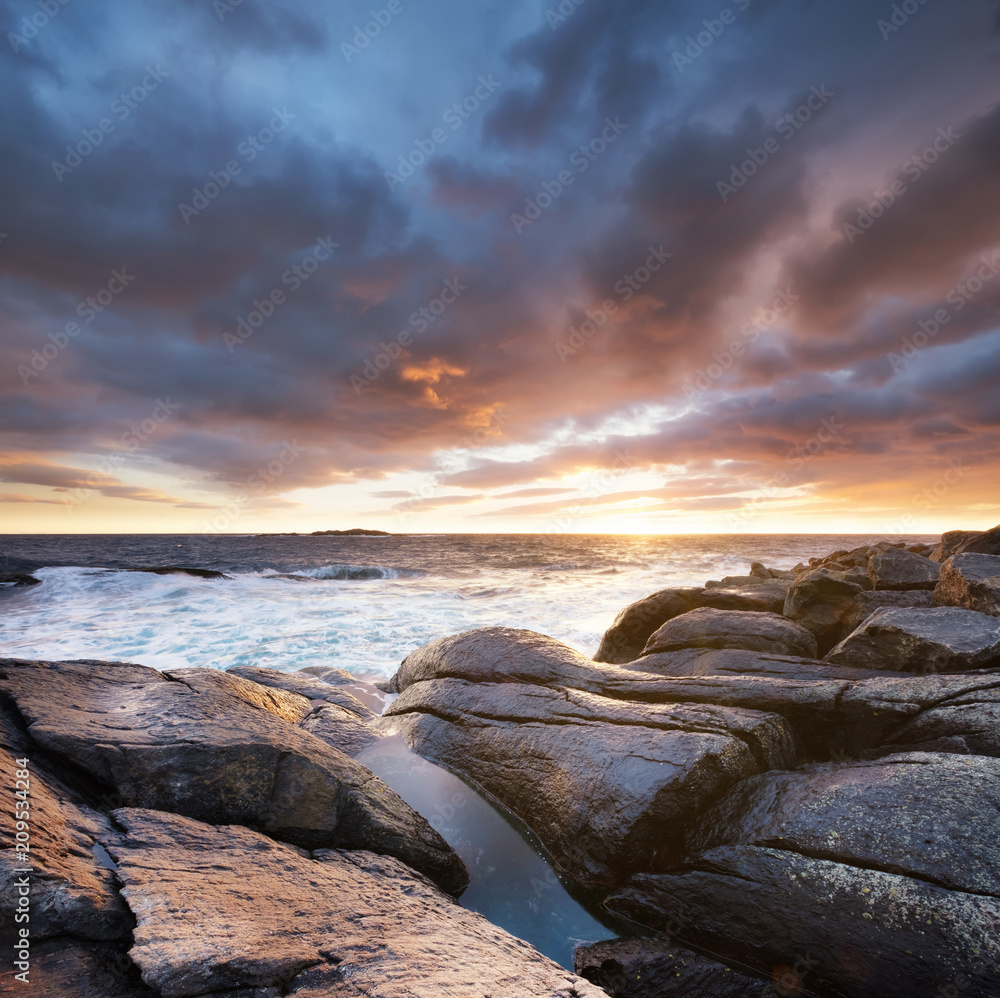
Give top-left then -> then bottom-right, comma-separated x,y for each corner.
0,0 -> 998,535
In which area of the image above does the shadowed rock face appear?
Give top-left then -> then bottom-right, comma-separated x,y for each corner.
782,569 -> 865,654
0,658 -> 467,895
104,808 -> 607,998
825,607 -> 1000,673
574,937 -> 772,997
935,553 -> 1000,617
642,608 -> 818,659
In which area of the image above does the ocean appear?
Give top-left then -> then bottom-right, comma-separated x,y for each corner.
0,532 -> 934,678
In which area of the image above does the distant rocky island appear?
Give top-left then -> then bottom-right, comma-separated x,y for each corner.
255,528 -> 393,536
4,522 -> 1000,996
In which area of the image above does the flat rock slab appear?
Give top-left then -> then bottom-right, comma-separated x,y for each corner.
379,676 -> 798,884
606,846 -> 1000,998
642,608 -> 817,659
574,937 -> 772,997
0,705 -> 132,944
868,547 -> 941,591
935,553 -> 1000,617
825,607 -> 1000,673
226,665 -> 377,719
106,808 -> 607,998
0,658 -> 466,894
686,752 -> 1000,897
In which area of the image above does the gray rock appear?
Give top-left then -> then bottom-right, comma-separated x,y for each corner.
842,589 -> 935,634
782,569 -> 865,654
868,547 -> 941,591
106,808 -> 607,998
594,590 -> 695,664
226,664 -> 376,718
0,658 -> 466,894
686,752 -> 1000,898
933,524 -> 1000,561
934,553 -> 1000,617
379,674 -> 799,884
606,846 -> 1000,998
825,607 -> 1000,673
574,937 -> 771,997
642,608 -> 818,659
696,583 -> 788,612
0,704 -> 132,943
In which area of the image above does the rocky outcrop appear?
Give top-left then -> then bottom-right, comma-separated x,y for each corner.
934,553 -> 1000,617
0,572 -> 41,589
641,608 -> 817,658
841,588 -> 935,634
933,524 -> 1000,561
0,658 -> 466,894
380,632 -> 800,884
825,607 -> 1000,673
868,546 -> 940,590
105,808 -> 605,998
574,937 -> 772,997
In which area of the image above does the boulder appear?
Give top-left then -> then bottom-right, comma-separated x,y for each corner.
685,752 -> 1000,898
606,845 -> 1000,998
0,658 -> 466,894
825,607 -> 1000,673
934,553 -> 1000,617
641,608 -> 817,659
0,572 -> 41,589
933,524 -> 1000,561
574,937 -> 772,997
782,569 -> 865,654
868,547 -> 940,591
105,808 -> 607,998
594,590 -> 695,664
380,671 -> 799,885
0,704 -> 132,943
841,589 -> 935,634
696,583 -> 787,612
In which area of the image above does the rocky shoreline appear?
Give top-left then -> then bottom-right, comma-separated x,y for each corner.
2,525 -> 1000,996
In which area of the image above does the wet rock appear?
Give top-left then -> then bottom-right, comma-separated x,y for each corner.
782,569 -> 865,654
106,808 -> 606,998
934,553 -> 1000,617
686,752 -> 1000,897
124,566 -> 229,580
226,664 -> 377,719
0,658 -> 466,894
0,572 -> 42,589
574,937 -> 771,997
380,674 -> 799,885
642,608 -> 817,659
868,547 -> 940,591
606,846 -> 1000,998
594,590 -> 695,664
0,704 -> 132,943
825,607 -> 1000,673
697,582 -> 788,611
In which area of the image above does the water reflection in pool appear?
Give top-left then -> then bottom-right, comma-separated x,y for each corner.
355,736 -> 620,969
